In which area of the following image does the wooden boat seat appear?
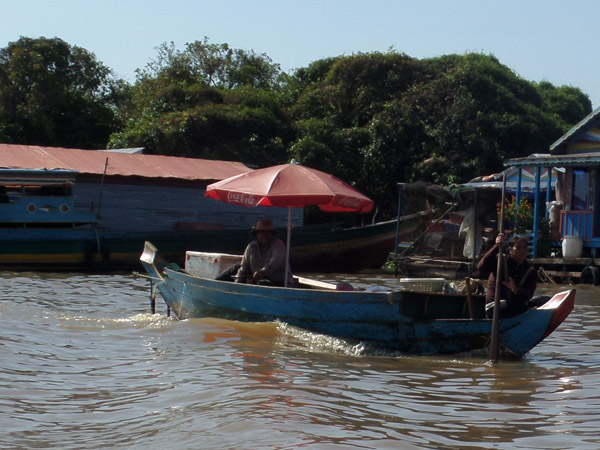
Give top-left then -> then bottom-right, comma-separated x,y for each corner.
295,276 -> 342,290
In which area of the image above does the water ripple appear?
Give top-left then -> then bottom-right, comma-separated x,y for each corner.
1,273 -> 599,449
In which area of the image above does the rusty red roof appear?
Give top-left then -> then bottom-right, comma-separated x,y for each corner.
0,144 -> 252,181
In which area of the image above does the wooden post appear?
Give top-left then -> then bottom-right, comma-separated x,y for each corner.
546,167 -> 552,219
97,157 -> 109,216
489,172 -> 507,362
516,167 -> 522,207
394,183 -> 404,276
472,188 -> 479,262
150,280 -> 156,314
533,166 -> 541,258
465,277 -> 475,319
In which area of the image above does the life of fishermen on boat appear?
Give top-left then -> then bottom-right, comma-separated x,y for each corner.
140,160 -> 575,360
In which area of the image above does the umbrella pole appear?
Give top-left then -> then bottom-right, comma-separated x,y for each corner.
489,172 -> 507,362
285,207 -> 292,287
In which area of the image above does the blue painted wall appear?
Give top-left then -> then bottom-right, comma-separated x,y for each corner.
73,178 -> 303,232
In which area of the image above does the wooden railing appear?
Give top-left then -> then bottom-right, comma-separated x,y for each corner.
560,210 -> 594,241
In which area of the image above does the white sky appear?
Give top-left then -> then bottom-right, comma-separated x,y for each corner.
3,0 -> 600,108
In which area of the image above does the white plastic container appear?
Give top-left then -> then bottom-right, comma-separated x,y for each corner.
562,235 -> 583,258
185,251 -> 242,278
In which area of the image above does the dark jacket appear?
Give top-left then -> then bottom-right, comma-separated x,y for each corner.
477,243 -> 537,306
235,238 -> 293,286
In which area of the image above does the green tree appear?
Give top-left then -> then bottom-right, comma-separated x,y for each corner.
286,52 -> 591,219
535,81 -> 591,126
136,38 -> 282,90
0,36 -> 124,148
110,39 -> 292,165
288,52 -> 424,212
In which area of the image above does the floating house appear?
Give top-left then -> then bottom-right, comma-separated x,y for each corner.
0,144 -> 296,231
391,165 -> 558,279
506,106 -> 600,281
0,144 -> 300,270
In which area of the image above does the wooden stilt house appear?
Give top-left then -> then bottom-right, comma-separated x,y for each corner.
507,106 -> 600,259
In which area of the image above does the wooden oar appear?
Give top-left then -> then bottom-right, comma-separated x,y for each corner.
489,172 -> 507,362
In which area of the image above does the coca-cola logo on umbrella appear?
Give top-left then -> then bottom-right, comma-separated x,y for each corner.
226,192 -> 257,206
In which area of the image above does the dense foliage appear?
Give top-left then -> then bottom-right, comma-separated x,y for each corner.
0,37 -> 593,220
0,37 -> 124,148
108,39 -> 292,167
287,52 -> 592,216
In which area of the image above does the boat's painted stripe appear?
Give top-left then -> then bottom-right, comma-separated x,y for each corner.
0,254 -> 88,263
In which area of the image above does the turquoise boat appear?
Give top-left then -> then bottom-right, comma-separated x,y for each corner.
140,242 -> 575,356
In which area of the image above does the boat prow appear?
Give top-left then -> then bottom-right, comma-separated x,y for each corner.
499,289 -> 575,357
538,288 -> 576,340
139,241 -> 170,281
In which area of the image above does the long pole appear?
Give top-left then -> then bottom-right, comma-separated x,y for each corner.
472,189 -> 479,261
97,157 -> 109,217
284,207 -> 292,287
489,172 -> 507,362
532,166 -> 541,258
394,183 -> 404,276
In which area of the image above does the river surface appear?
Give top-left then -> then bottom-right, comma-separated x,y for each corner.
1,271 -> 599,450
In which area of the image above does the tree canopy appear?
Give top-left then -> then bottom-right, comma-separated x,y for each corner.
286,52 -> 592,218
0,36 -> 124,148
108,39 -> 291,166
0,37 -> 593,221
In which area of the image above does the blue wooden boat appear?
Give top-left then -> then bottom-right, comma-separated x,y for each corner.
140,242 -> 575,356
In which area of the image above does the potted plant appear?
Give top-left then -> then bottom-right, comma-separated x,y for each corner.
499,195 -> 552,257
500,195 -> 534,233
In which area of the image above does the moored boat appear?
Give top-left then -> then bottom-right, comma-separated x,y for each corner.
140,241 -> 575,357
0,211 -> 421,272
0,144 -> 425,272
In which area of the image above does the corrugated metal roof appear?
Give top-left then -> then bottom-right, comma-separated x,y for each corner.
506,152 -> 600,168
100,147 -> 144,154
0,168 -> 78,185
550,106 -> 600,154
0,144 -> 252,181
459,163 -> 556,194
462,165 -> 557,191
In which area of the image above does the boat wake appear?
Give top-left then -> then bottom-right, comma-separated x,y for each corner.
275,321 -> 367,357
57,312 -> 175,330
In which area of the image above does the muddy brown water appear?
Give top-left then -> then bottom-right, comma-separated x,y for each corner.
1,271 -> 598,449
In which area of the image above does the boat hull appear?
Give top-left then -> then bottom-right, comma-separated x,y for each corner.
0,216 -> 423,272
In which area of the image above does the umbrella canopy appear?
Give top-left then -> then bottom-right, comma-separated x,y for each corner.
205,162 -> 373,213
205,162 -> 374,285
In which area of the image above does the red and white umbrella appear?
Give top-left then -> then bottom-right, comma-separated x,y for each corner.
205,161 -> 373,285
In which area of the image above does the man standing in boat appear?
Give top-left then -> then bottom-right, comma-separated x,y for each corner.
477,233 -> 537,318
233,218 -> 294,286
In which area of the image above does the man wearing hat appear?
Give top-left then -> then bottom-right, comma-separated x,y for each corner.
234,218 -> 294,286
